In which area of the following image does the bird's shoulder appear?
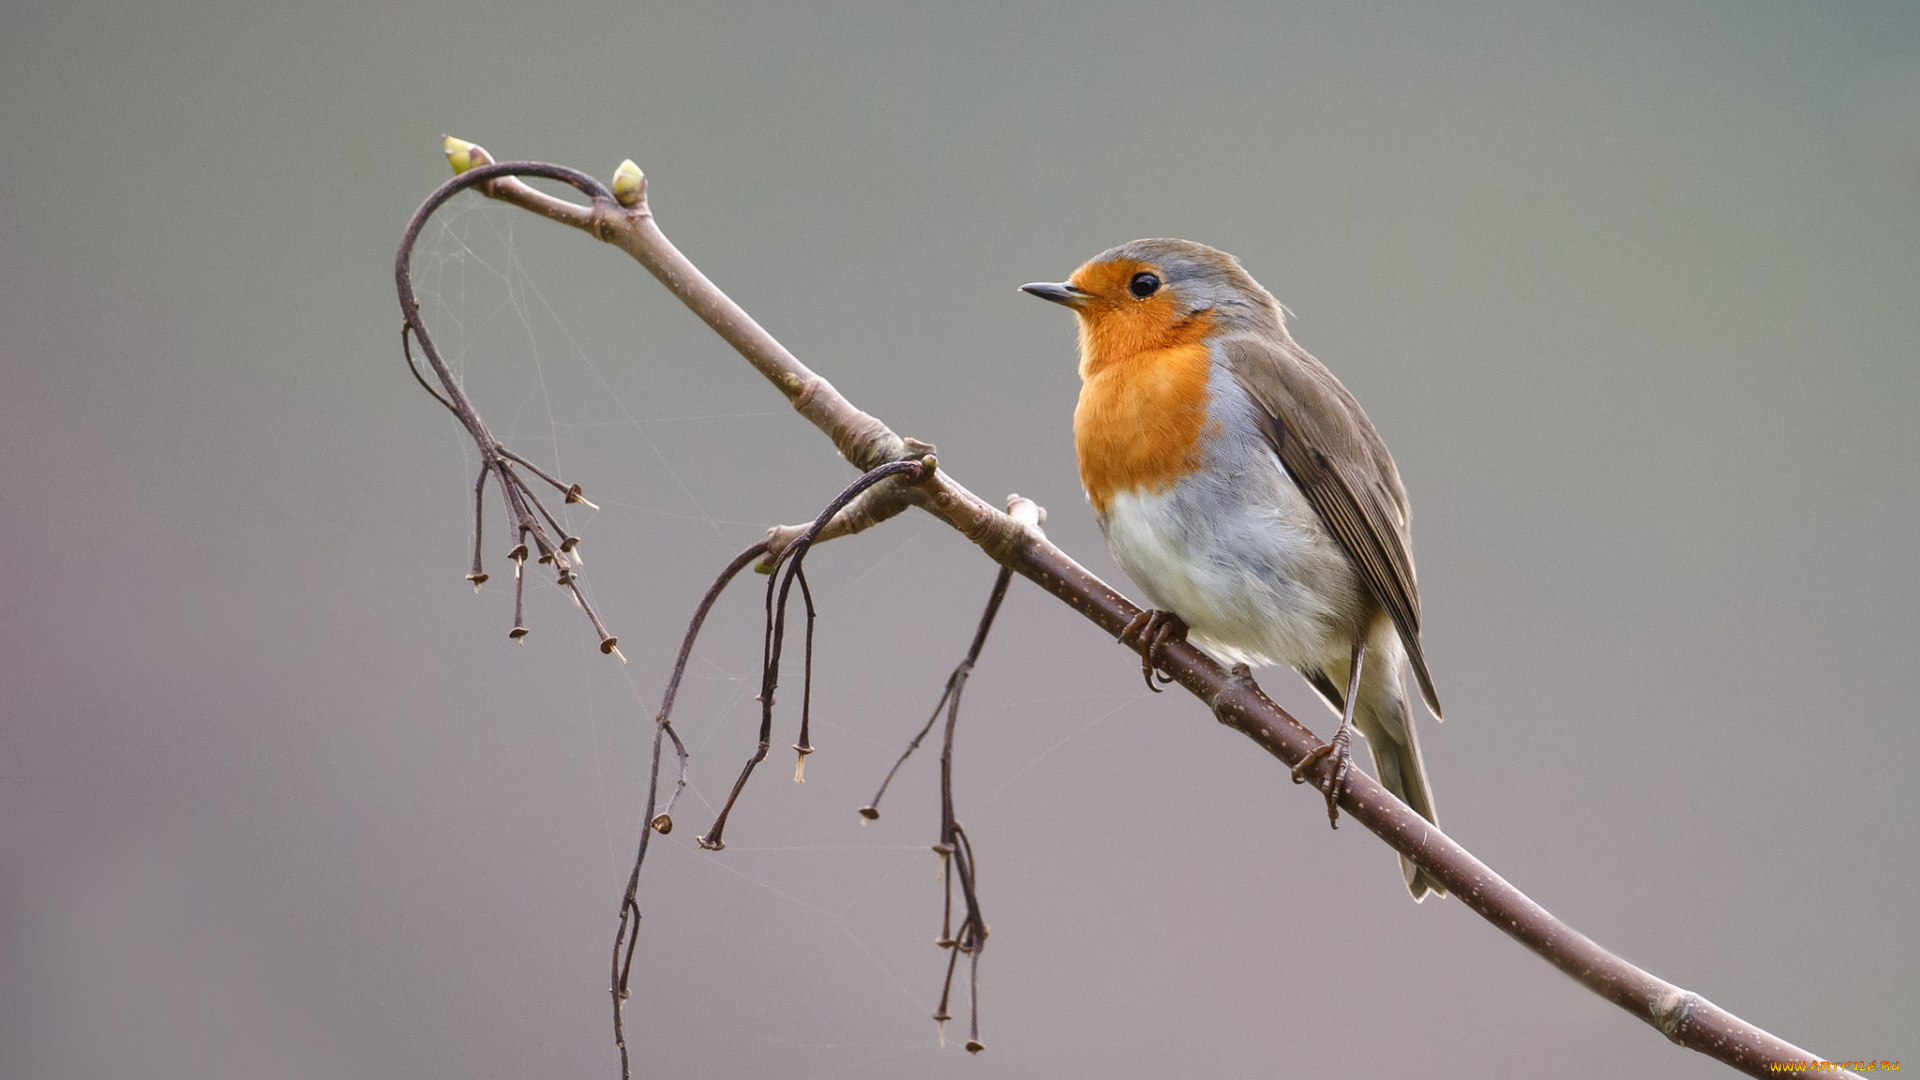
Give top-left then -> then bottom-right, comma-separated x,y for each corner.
1216,332 -> 1408,520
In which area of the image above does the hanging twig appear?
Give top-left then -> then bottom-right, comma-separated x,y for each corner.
394,155 -> 617,655
696,458 -> 933,852
859,495 -> 1037,1052
611,539 -> 769,1080
860,541 -> 1022,821
932,568 -> 1010,1055
402,139 -> 1862,1079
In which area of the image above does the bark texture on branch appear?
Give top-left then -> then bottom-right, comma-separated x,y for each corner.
422,141 -> 1856,1080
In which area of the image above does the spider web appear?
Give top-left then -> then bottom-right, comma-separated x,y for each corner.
407,194 -> 1156,1076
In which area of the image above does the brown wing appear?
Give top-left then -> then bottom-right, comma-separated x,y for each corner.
1224,335 -> 1442,718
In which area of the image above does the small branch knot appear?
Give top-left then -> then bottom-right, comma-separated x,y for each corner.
1650,988 -> 1699,1044
828,410 -> 909,472
590,197 -> 630,242
1208,662 -> 1257,713
1004,493 -> 1046,530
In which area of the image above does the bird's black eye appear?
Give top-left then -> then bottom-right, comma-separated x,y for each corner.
1128,272 -> 1161,299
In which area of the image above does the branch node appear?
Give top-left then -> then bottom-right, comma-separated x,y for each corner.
1005,493 -> 1046,528
1209,662 -> 1257,714
1651,988 -> 1702,1044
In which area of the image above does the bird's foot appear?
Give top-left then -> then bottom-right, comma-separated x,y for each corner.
1117,609 -> 1187,693
1290,724 -> 1355,828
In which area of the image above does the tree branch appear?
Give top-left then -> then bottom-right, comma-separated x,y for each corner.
414,139 -> 1857,1079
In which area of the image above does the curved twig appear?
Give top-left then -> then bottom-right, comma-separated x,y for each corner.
401,323 -> 458,418
611,539 -> 769,1080
696,458 -> 931,852
394,159 -> 618,651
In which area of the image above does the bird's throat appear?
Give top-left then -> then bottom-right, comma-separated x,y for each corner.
1073,338 -> 1216,517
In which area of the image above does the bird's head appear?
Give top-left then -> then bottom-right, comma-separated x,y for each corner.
1022,238 -> 1281,375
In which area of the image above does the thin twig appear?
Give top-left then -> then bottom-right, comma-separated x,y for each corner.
514,471 -> 575,555
467,466 -> 489,589
854,497 -> 1034,1052
759,457 -> 930,570
394,159 -> 616,649
861,564 -> 1016,821
697,458 -> 930,852
402,323 -> 459,418
611,539 -> 769,1080
791,567 -> 817,779
877,563 -> 1014,1051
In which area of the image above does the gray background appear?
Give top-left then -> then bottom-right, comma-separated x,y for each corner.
3,2 -> 1916,1077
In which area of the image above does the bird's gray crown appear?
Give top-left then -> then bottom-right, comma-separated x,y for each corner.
1094,238 -> 1283,328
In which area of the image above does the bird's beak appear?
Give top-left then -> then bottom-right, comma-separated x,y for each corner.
1020,281 -> 1093,309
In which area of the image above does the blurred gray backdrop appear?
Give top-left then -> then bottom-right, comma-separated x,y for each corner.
3,2 -> 1916,1077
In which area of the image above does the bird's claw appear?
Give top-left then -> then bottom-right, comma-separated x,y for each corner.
1118,609 -> 1187,693
1290,726 -> 1354,828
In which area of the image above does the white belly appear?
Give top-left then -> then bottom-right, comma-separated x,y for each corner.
1100,476 -> 1364,673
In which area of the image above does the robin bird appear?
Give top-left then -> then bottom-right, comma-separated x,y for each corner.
1023,239 -> 1445,900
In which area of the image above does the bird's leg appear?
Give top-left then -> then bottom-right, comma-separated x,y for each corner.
1291,639 -> 1366,827
1117,609 -> 1188,693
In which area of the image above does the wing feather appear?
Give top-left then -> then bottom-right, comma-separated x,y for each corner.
1224,336 -> 1442,717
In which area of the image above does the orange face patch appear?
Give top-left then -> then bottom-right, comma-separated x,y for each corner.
1067,260 -> 1197,379
1068,259 -> 1217,515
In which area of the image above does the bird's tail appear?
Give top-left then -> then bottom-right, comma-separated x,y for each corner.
1358,694 -> 1446,902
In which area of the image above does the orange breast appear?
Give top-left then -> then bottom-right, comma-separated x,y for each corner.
1073,339 -> 1215,516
